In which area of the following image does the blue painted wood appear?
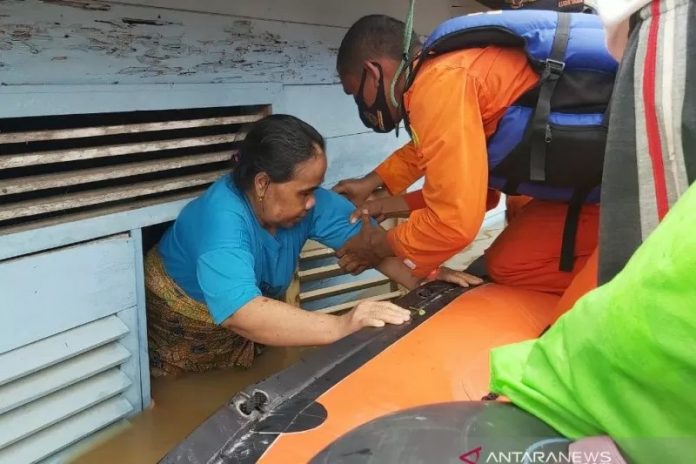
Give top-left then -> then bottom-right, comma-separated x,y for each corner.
128,228 -> 151,409
276,84 -> 369,138
0,135 -> 408,262
0,83 -> 282,119
0,397 -> 133,464
0,235 -> 137,354
114,307 -> 143,413
301,268 -> 389,311
0,343 -> 131,416
0,198 -> 193,261
0,0 -> 341,86
0,315 -> 129,387
112,0 -> 453,31
324,131 -> 410,187
277,84 -> 411,186
0,369 -> 131,450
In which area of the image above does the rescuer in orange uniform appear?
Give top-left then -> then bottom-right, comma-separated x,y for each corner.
333,15 -> 599,295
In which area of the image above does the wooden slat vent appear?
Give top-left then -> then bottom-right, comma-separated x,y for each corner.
287,239 -> 406,313
0,105 -> 270,234
0,316 -> 135,464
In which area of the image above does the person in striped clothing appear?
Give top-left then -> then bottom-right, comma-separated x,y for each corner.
488,2 -> 696,462
597,0 -> 696,281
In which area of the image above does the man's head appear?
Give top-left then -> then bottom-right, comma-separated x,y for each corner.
337,15 -> 421,133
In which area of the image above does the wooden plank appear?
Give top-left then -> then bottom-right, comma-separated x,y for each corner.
324,131 -> 408,188
0,113 -> 264,144
0,1 -> 342,87
316,290 -> 404,314
298,263 -> 345,282
0,397 -> 132,464
113,307 -> 143,412
110,0 -> 454,32
299,248 -> 335,262
0,84 -> 282,120
299,276 -> 391,303
277,85 -> 369,138
0,369 -> 131,449
0,343 -> 131,415
0,170 -> 226,222
0,316 -> 128,386
284,272 -> 301,307
301,240 -> 326,252
0,236 -> 136,354
129,229 -> 151,409
0,133 -> 245,169
0,189 -> 201,241
0,151 -> 232,196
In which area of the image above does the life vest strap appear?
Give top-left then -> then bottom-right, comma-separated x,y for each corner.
529,12 -> 572,182
559,187 -> 591,272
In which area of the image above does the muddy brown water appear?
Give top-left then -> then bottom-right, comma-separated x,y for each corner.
72,347 -> 310,464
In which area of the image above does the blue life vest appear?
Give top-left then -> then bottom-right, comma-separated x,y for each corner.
408,10 -> 618,203
405,10 -> 618,270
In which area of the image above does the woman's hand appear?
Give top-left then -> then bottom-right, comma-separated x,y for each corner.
339,300 -> 411,336
425,266 -> 484,287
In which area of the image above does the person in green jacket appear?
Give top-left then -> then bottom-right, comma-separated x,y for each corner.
488,1 -> 696,462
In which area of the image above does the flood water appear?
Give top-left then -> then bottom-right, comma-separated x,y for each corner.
72,347 -> 309,464
71,221 -> 499,464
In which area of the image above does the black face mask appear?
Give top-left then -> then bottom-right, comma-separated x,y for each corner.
355,62 -> 396,133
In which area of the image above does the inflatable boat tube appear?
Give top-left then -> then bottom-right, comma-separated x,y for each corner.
161,281 -> 561,464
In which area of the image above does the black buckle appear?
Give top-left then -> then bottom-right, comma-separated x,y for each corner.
544,59 -> 566,79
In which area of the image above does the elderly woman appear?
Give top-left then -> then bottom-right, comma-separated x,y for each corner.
145,114 -> 480,376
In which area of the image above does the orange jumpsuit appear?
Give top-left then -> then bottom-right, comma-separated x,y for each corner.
376,46 -> 599,294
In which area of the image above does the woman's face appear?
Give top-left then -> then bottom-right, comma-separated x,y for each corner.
255,147 -> 327,229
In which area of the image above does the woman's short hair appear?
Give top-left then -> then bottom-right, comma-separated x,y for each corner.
232,114 -> 326,191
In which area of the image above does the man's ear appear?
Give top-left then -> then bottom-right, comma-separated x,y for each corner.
363,60 -> 382,86
254,172 -> 270,199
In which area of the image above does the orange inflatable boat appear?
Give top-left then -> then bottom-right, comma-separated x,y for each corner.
160,281 -> 576,463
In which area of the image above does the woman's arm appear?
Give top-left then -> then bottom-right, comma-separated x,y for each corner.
222,296 -> 411,346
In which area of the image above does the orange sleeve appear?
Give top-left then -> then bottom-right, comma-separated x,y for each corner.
387,65 -> 489,277
403,189 -> 426,210
374,141 -> 424,195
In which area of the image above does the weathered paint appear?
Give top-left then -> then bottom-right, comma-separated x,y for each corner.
111,0 -> 459,31
0,2 -> 457,455
0,0 -> 469,87
0,0 -> 342,85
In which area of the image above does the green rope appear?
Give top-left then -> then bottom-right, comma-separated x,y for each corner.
389,0 -> 416,109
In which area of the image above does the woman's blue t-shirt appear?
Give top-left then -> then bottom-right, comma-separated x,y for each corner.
158,176 -> 362,324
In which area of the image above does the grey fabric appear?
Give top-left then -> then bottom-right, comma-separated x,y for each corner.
597,24 -> 642,284
682,0 -> 696,183
599,0 -> 696,284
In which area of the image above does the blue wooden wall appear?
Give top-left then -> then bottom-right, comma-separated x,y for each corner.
0,0 -> 484,186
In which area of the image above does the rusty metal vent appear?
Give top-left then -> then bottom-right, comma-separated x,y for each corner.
0,105 -> 269,234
